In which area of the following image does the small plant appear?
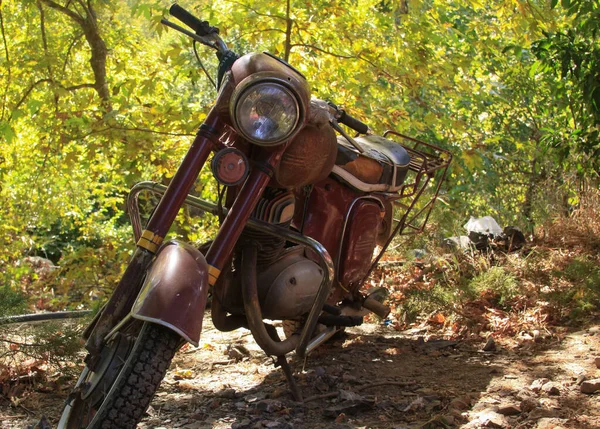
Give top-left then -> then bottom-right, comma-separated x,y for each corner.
467,266 -> 519,307
546,256 -> 600,319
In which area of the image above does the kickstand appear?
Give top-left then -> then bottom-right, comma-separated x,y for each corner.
264,324 -> 303,402
275,354 -> 303,402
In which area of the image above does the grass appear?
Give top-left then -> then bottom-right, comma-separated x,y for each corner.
380,188 -> 600,335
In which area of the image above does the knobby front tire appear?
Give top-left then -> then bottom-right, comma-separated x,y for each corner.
58,322 -> 181,429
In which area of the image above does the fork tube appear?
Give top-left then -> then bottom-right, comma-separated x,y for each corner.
84,110 -> 221,356
204,146 -> 286,287
139,112 -> 222,251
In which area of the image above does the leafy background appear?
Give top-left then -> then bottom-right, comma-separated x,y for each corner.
0,0 -> 598,315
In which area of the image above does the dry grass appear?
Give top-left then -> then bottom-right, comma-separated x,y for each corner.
378,187 -> 600,340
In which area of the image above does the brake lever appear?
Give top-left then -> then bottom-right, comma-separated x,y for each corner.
161,19 -> 227,53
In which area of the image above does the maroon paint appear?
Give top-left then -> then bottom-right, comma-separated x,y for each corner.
339,200 -> 382,291
131,241 -> 209,345
205,146 -> 287,276
146,109 -> 222,238
294,177 -> 358,268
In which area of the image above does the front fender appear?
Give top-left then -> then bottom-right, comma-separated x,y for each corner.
131,240 -> 209,346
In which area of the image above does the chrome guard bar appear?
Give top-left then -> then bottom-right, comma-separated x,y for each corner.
126,181 -> 334,358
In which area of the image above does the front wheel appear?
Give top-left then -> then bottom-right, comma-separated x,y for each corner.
58,322 -> 181,429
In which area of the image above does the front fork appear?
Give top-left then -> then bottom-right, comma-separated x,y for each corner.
85,107 -> 284,356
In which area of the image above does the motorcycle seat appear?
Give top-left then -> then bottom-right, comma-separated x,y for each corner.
332,135 -> 411,192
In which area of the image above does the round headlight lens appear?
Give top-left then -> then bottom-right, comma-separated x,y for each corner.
234,82 -> 299,145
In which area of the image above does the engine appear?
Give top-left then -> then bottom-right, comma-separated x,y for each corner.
217,188 -> 324,320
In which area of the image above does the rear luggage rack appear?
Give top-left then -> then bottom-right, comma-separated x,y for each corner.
363,131 -> 452,282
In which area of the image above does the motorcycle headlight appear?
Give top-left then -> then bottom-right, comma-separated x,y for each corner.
231,79 -> 301,146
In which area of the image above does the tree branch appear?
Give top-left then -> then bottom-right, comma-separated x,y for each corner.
284,0 -> 292,61
61,32 -> 84,74
0,0 -> 10,121
65,83 -> 95,91
291,43 -> 355,59
39,0 -> 84,24
11,79 -> 52,117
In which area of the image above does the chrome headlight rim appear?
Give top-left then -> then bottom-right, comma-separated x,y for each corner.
230,75 -> 304,146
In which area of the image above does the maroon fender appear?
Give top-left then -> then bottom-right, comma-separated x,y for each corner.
131,241 -> 209,346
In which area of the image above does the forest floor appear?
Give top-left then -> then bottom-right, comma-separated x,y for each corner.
2,313 -> 600,429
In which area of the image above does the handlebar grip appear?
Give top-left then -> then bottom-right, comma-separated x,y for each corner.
169,4 -> 206,34
338,110 -> 369,134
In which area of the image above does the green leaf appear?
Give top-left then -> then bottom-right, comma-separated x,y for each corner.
0,121 -> 15,143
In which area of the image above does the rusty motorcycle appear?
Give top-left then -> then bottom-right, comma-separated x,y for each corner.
58,4 -> 451,428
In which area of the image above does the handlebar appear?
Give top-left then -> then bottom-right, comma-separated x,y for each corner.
327,101 -> 369,134
169,4 -> 218,36
338,110 -> 369,134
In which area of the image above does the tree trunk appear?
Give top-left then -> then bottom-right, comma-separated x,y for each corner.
39,0 -> 111,111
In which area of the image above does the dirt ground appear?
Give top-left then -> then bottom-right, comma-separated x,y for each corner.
2,314 -> 600,429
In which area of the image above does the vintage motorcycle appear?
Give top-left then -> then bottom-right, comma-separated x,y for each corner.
58,4 -> 451,428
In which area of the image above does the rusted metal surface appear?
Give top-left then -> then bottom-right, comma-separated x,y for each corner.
204,145 -> 286,286
241,244 -> 299,356
256,246 -> 323,320
274,123 -> 338,188
339,200 -> 382,293
85,113 -> 222,356
127,180 -> 336,358
293,177 -> 358,266
362,295 -> 391,319
130,241 -> 210,346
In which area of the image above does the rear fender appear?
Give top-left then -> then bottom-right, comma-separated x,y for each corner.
131,240 -> 209,346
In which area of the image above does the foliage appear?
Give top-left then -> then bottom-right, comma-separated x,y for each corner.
531,0 -> 600,171
383,188 -> 600,334
0,0 -> 597,318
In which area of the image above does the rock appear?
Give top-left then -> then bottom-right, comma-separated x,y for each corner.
483,337 -> 497,352
449,397 -> 471,411
535,417 -> 568,429
339,390 -> 363,401
520,397 -> 540,413
219,388 -> 237,399
530,378 -> 550,392
497,404 -> 521,416
576,374 -> 587,386
580,379 -> 600,394
477,411 -> 509,428
257,399 -> 283,413
533,330 -> 542,343
595,357 -> 600,369
541,382 -> 560,396
527,407 -> 559,420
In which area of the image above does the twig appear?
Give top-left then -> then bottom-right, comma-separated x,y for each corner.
303,380 -> 416,402
0,310 -> 92,326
